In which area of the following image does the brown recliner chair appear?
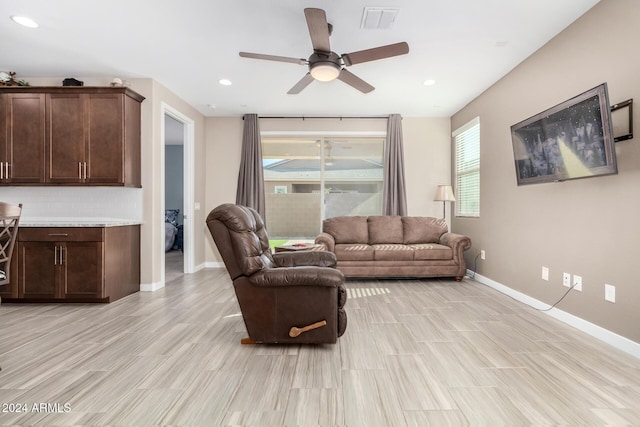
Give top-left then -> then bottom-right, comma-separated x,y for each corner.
207,203 -> 347,344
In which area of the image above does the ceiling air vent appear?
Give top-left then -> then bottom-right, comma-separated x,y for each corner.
361,7 -> 400,30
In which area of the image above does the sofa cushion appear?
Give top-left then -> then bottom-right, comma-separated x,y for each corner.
372,244 -> 414,261
368,216 -> 403,244
335,244 -> 375,261
410,243 -> 453,260
324,216 -> 369,244
402,217 -> 448,244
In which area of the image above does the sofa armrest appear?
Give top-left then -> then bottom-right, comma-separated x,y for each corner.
248,266 -> 344,288
440,232 -> 472,266
315,232 -> 336,252
273,250 -> 337,268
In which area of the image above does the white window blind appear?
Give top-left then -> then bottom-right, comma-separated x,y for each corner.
453,118 -> 480,217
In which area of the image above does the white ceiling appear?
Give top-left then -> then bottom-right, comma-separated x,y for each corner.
2,0 -> 599,118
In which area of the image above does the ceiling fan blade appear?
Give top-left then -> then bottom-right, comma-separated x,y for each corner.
337,69 -> 375,93
304,8 -> 331,53
342,42 -> 409,66
239,52 -> 307,65
287,73 -> 315,94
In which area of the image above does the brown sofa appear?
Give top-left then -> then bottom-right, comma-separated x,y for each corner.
315,216 -> 471,280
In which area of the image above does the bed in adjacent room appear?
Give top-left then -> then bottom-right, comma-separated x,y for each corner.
165,209 -> 180,252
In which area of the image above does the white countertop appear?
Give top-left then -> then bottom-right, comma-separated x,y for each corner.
20,217 -> 142,227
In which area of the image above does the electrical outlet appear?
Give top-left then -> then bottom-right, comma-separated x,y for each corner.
541,267 -> 549,281
573,275 -> 582,292
563,272 -> 571,287
480,250 -> 486,260
605,284 -> 616,303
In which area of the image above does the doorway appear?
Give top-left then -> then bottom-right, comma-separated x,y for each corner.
161,104 -> 195,286
164,115 -> 184,282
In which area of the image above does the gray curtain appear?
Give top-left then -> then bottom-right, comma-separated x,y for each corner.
382,114 -> 407,216
236,114 -> 265,218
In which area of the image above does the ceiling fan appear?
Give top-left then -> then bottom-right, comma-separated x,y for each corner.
239,8 -> 409,94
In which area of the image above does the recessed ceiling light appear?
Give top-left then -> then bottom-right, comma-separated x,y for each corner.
423,79 -> 436,86
218,79 -> 232,86
11,15 -> 39,28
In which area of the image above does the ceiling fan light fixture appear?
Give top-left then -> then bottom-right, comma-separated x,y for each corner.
310,62 -> 340,82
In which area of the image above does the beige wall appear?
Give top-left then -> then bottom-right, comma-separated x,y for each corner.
204,116 -> 451,263
204,117 -> 244,264
451,0 -> 640,342
130,79 -> 207,287
403,117 -> 452,218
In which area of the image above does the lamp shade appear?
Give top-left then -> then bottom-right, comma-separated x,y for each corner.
433,185 -> 456,202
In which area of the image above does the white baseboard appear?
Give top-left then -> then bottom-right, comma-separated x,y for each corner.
140,281 -> 164,292
141,263 -> 223,292
204,261 -> 225,269
467,270 -> 640,360
193,262 -> 208,272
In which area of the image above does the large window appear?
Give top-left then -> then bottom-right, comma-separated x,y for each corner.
453,118 -> 480,218
263,136 -> 384,239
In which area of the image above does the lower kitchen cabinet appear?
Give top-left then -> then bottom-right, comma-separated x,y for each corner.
1,225 -> 139,303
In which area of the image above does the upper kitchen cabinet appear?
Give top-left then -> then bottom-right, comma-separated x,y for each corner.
0,87 -> 144,187
0,92 -> 46,183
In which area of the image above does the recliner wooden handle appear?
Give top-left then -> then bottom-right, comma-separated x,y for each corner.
289,320 -> 327,337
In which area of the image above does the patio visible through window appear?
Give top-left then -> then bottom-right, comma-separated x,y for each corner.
263,137 -> 384,241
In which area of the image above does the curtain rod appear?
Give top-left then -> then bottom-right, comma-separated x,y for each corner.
251,116 -> 390,120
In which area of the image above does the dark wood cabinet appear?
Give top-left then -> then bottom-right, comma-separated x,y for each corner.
62,241 -> 104,299
16,242 -> 57,299
0,87 -> 143,187
1,225 -> 140,303
0,92 -> 46,183
47,93 -> 86,183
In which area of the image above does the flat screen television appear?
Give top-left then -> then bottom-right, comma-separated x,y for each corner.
511,83 -> 618,186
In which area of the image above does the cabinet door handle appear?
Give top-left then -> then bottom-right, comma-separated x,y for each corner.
59,246 -> 64,265
54,246 -> 58,265
0,162 -> 3,180
48,233 -> 69,237
84,162 -> 87,180
79,162 -> 82,180
5,162 -> 8,179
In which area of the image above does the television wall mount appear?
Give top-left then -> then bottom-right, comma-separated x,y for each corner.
611,99 -> 633,142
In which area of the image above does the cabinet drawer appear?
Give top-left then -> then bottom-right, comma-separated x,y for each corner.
18,227 -> 104,242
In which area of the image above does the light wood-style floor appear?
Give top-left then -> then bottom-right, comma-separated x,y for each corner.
1,269 -> 640,426
165,250 -> 184,283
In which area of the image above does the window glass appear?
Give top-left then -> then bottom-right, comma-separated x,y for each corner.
453,118 -> 480,218
263,137 -> 384,240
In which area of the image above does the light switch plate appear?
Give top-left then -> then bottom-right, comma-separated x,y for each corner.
573,275 -> 582,291
541,267 -> 549,281
605,284 -> 616,303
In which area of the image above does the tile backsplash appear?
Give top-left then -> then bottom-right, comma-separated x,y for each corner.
0,187 -> 143,221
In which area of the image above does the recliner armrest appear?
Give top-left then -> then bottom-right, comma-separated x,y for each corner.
248,266 -> 344,288
273,250 -> 337,268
